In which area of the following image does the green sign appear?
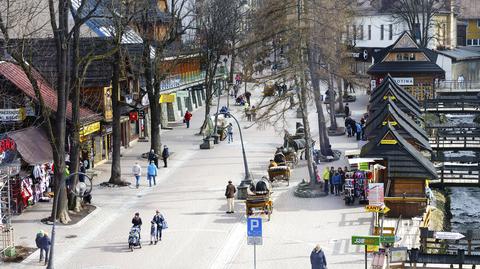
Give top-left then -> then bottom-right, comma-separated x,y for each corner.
380,235 -> 395,244
351,235 -> 380,246
359,162 -> 369,171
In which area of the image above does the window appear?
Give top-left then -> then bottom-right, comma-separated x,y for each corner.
409,53 -> 416,60
359,25 -> 364,40
467,39 -> 473,45
474,39 -> 479,46
368,25 -> 371,40
380,25 -> 384,40
389,24 -> 393,40
396,53 -> 416,61
477,19 -> 480,28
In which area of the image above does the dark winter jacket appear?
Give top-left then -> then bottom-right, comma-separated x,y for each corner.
153,214 -> 165,228
38,235 -> 51,250
132,217 -> 143,227
35,233 -> 42,248
225,183 -> 236,198
162,148 -> 170,159
310,249 -> 327,269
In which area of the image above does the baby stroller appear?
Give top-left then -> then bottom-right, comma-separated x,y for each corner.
128,226 -> 142,251
343,178 -> 355,205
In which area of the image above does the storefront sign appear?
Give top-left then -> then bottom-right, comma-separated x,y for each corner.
104,87 -> 113,121
351,235 -> 380,246
0,108 -> 26,122
79,122 -> 101,137
392,77 -> 414,86
176,91 -> 189,98
380,139 -> 397,145
359,162 -> 369,171
129,111 -> 138,121
159,93 -> 176,103
368,183 -> 385,206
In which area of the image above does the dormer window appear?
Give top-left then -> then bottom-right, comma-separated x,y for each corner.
396,53 -> 416,61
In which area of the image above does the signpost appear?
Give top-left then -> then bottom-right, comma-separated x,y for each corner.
434,232 -> 465,240
352,236 -> 380,269
247,218 -> 262,269
365,205 -> 390,214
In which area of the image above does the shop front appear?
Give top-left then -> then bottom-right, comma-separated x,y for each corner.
78,121 -> 101,168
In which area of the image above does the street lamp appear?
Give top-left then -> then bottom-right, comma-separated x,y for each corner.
216,111 -> 251,199
47,172 -> 93,269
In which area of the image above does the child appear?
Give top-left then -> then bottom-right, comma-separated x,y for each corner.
150,221 -> 156,245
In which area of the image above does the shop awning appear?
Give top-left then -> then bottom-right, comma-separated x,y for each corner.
8,127 -> 53,165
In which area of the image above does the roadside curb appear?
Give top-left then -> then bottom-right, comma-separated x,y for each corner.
65,205 -> 102,229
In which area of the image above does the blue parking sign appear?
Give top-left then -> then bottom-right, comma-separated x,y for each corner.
247,218 -> 262,237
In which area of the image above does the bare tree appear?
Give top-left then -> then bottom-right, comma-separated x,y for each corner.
391,0 -> 447,48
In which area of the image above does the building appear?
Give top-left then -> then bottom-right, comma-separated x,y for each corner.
367,32 -> 445,101
456,0 -> 480,46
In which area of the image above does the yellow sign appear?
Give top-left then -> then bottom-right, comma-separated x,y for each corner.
365,205 -> 390,214
382,121 -> 397,126
79,122 -> 101,137
159,93 -> 176,103
380,139 -> 397,145
104,87 -> 113,121
383,95 -> 396,101
367,245 -> 380,253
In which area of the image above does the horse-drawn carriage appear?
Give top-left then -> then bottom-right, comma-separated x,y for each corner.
246,178 -> 273,221
268,165 -> 291,186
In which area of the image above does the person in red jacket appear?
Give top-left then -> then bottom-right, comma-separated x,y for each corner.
183,110 -> 192,128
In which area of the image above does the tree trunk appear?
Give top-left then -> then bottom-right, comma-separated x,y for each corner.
109,50 -> 123,185
298,77 -> 316,185
328,70 -> 337,130
307,46 -> 331,157
336,78 -> 344,113
200,54 -> 220,134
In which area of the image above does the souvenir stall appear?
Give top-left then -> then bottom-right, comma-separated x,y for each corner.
344,158 -> 382,205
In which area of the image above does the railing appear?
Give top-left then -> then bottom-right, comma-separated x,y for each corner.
435,80 -> 480,91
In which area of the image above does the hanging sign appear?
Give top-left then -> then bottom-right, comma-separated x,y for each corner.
104,87 -> 113,121
176,91 -> 189,98
79,122 -> 101,137
359,162 -> 369,171
368,183 -> 385,206
393,77 -> 414,86
0,108 -> 26,122
380,139 -> 397,145
159,93 -> 176,103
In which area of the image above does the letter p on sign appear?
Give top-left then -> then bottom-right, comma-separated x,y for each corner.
247,218 -> 262,237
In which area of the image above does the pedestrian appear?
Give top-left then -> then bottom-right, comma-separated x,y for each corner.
235,73 -> 241,85
245,105 -> 252,121
162,145 -> 170,167
184,110 -> 192,128
227,123 -> 234,143
332,172 -> 341,195
250,105 -> 257,121
36,231 -> 51,265
225,180 -> 236,214
458,74 -> 465,89
269,159 -> 278,168
148,149 -> 158,168
147,161 -> 157,187
152,210 -> 165,243
338,167 -> 346,189
245,91 -> 252,106
355,121 -> 362,141
329,166 -> 335,194
150,221 -> 157,245
79,162 -> 86,183
345,118 -> 352,137
132,212 -> 142,238
132,162 -> 141,188
322,167 -> 330,194
310,244 -> 327,269
344,103 -> 350,117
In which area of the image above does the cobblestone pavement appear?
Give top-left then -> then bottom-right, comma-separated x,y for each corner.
8,85 -> 372,269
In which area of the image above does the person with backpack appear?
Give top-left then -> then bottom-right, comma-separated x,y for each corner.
162,145 -> 170,168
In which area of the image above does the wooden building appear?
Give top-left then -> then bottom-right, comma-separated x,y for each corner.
360,124 -> 437,218
368,32 -> 445,101
364,99 -> 431,152
368,75 -> 422,121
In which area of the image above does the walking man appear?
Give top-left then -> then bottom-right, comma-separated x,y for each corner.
147,161 -> 157,187
227,123 -> 234,143
36,231 -> 51,265
329,166 -> 335,194
152,210 -> 165,243
162,145 -> 170,168
245,91 -> 252,106
184,110 -> 192,128
132,162 -> 141,188
310,244 -> 327,269
225,180 -> 236,214
344,103 -> 350,118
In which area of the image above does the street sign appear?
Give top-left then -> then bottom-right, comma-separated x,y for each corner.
380,235 -> 395,244
351,235 -> 380,246
435,232 -> 465,240
247,218 -> 262,237
366,245 -> 379,253
365,205 -> 390,214
247,236 -> 263,245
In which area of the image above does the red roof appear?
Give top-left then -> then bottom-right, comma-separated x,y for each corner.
0,61 -> 100,123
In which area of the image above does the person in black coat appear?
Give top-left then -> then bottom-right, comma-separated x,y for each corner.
132,212 -> 142,238
310,244 -> 327,269
162,145 -> 170,168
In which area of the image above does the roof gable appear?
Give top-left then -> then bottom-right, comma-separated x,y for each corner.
360,124 -> 437,180
392,32 -> 419,49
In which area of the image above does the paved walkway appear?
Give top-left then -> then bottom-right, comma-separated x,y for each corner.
6,84 -> 372,269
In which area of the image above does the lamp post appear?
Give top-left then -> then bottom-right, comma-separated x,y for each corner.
47,172 -> 93,269
212,59 -> 230,144
216,111 -> 251,199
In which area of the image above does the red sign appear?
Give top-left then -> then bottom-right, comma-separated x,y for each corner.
129,111 -> 138,121
0,137 -> 16,154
